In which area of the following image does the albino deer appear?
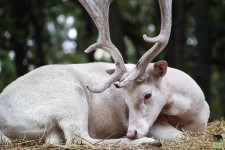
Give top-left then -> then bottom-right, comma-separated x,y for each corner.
0,0 -> 209,147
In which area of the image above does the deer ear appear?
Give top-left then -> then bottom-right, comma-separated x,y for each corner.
106,69 -> 115,75
152,61 -> 167,78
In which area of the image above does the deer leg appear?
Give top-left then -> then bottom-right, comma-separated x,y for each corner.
182,102 -> 209,132
148,118 -> 184,141
181,115 -> 207,132
0,131 -> 12,144
54,90 -> 92,145
45,125 -> 65,144
58,111 -> 161,147
56,96 -> 161,147
84,137 -> 162,147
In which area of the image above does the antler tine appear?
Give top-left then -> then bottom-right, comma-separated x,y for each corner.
78,0 -> 127,93
117,0 -> 172,87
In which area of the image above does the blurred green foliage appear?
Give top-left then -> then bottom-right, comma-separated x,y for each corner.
0,0 -> 224,120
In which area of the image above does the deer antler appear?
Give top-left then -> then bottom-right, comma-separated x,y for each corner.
78,0 -> 127,93
117,0 -> 172,87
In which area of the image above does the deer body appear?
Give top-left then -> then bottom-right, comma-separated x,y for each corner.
0,0 -> 210,146
0,63 -> 150,145
0,62 -> 209,145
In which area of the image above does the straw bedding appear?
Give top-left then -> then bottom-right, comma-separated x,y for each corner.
1,119 -> 224,150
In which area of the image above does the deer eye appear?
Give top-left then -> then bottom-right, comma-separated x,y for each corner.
144,93 -> 152,99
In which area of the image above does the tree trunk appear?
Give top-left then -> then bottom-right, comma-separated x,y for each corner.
11,0 -> 30,76
193,0 -> 212,105
33,20 -> 46,67
165,1 -> 187,69
109,1 -> 127,62
14,46 -> 28,77
78,1 -> 95,62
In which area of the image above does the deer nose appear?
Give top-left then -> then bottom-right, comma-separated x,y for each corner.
127,130 -> 138,139
114,83 -> 120,88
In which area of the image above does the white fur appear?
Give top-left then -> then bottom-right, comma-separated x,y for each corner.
0,62 -> 209,145
124,63 -> 210,140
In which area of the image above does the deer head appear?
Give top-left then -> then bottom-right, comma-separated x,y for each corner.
79,0 -> 172,138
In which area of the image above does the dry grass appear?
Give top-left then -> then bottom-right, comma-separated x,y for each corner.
161,119 -> 225,150
1,119 -> 224,150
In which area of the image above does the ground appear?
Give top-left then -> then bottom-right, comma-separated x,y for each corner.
0,119 -> 224,150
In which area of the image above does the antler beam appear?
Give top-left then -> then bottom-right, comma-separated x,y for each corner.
78,0 -> 127,93
117,0 -> 172,87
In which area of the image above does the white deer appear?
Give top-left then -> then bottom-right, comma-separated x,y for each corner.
0,0 -> 209,147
